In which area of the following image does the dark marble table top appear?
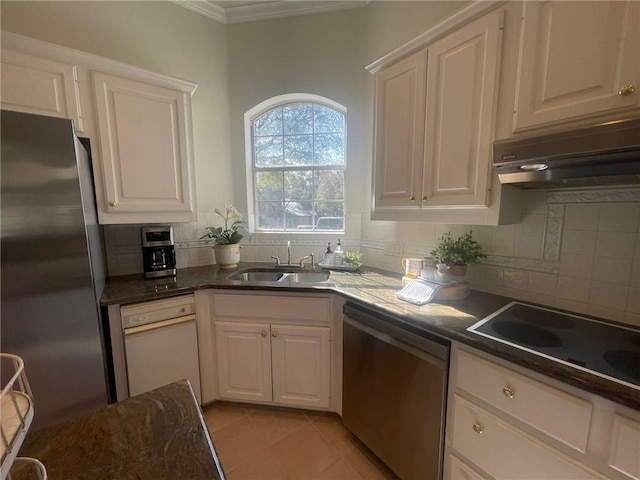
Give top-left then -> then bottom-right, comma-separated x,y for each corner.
10,380 -> 224,480
100,263 -> 640,411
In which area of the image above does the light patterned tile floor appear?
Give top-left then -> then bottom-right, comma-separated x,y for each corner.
203,401 -> 399,480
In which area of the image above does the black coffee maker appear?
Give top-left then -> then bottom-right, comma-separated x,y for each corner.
141,226 -> 177,279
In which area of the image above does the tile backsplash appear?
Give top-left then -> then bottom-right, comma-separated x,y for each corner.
104,188 -> 640,327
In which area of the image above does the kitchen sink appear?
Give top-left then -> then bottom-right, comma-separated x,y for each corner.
231,271 -> 285,282
284,272 -> 330,283
229,269 -> 330,284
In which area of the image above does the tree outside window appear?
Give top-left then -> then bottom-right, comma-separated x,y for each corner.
249,98 -> 346,232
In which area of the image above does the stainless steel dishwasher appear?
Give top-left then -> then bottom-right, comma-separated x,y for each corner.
342,303 -> 449,480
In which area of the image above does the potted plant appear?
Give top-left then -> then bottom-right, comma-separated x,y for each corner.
202,204 -> 246,269
342,251 -> 364,269
430,231 -> 486,277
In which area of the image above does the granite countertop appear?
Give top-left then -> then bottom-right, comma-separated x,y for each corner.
101,263 -> 640,411
10,380 -> 224,480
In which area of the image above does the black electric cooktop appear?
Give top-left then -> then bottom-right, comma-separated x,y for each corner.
468,302 -> 640,389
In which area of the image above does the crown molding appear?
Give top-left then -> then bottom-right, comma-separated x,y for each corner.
171,1 -> 369,24
168,0 -> 227,23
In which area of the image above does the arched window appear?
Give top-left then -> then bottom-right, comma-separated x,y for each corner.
245,94 -> 346,233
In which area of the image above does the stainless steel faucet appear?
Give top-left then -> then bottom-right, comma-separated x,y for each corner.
271,241 -> 312,268
299,253 -> 315,268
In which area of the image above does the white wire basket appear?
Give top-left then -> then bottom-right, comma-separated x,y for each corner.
0,353 -> 47,480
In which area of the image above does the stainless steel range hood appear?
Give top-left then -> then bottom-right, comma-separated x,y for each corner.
494,119 -> 640,188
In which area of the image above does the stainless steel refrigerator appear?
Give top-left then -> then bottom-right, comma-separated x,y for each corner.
1,110 -> 109,430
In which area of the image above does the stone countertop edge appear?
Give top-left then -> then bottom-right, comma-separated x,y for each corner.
101,263 -> 640,412
10,380 -> 224,480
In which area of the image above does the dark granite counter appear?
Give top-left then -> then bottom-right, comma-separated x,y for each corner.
10,380 -> 224,480
101,263 -> 640,411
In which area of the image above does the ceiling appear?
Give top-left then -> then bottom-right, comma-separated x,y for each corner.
170,1 -> 370,24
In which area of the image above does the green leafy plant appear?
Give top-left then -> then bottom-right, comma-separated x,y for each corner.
342,251 -> 364,268
430,231 -> 487,267
202,204 -> 246,245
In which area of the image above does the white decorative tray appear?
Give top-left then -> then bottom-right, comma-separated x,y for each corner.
318,262 -> 359,271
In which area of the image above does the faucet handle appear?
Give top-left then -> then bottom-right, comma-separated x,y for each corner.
298,255 -> 310,267
309,253 -> 315,268
270,255 -> 280,266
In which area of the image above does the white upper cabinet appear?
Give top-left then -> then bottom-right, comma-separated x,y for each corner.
1,50 -> 84,133
423,11 -> 503,208
371,9 -> 517,225
1,32 -> 198,225
93,72 -> 197,220
513,1 -> 640,132
373,50 -> 427,209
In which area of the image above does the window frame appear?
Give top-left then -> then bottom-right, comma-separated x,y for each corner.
244,93 -> 347,234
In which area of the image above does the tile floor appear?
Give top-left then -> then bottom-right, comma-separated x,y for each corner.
203,401 -> 399,480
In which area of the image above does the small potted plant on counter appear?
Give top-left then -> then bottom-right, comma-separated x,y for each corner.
202,204 -> 246,269
430,231 -> 486,277
342,251 -> 364,270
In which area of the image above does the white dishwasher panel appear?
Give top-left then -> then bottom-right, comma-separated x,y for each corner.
124,318 -> 201,402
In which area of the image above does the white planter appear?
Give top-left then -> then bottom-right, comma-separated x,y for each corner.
214,244 -> 241,269
436,263 -> 468,281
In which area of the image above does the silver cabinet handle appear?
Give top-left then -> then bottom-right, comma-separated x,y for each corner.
109,201 -> 117,207
272,331 -> 278,338
473,422 -> 483,434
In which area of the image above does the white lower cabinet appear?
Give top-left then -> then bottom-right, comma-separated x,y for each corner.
446,343 -> 640,480
609,414 -> 640,480
271,324 -> 331,409
447,454 -> 485,480
450,394 -> 600,479
215,321 -> 273,403
215,321 -> 330,408
209,292 -> 340,411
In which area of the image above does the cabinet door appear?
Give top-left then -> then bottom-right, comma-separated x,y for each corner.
1,50 -> 84,133
423,11 -> 503,208
92,72 -> 196,218
373,50 -> 427,209
271,324 -> 331,409
513,1 -> 640,132
608,413 -> 640,479
215,321 -> 272,403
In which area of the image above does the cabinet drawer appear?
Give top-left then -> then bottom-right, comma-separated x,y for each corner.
213,293 -> 329,323
447,454 -> 486,480
454,349 -> 592,452
609,413 -> 640,479
450,394 -> 602,479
